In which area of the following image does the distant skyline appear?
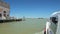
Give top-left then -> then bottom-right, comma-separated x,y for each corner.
3,0 -> 60,18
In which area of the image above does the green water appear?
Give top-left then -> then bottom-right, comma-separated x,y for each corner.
0,18 -> 47,34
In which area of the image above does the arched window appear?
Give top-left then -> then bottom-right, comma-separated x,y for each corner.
7,15 -> 9,17
4,11 -> 6,13
4,14 -> 6,17
0,14 -> 2,17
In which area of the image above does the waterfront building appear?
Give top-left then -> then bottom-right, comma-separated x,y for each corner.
0,0 -> 10,20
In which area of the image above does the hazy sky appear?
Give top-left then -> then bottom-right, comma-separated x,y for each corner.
4,0 -> 60,18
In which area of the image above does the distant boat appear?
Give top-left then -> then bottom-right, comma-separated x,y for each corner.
38,18 -> 43,19
22,16 -> 25,21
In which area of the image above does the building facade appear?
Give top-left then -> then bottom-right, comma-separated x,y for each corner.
0,1 -> 10,20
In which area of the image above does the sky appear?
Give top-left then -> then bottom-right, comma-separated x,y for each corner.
3,0 -> 60,18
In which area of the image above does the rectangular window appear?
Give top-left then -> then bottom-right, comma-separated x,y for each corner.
0,13 -> 2,17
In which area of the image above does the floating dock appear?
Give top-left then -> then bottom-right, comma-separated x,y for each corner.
0,19 -> 22,23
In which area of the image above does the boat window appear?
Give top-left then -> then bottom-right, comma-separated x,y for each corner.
50,17 -> 58,24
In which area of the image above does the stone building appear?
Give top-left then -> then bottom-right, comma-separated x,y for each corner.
0,0 -> 10,20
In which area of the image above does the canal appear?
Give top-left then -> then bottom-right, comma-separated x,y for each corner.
0,18 -> 47,34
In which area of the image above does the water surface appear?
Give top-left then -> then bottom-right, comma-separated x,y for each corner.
0,18 -> 47,34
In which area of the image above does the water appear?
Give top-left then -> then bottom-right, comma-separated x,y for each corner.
0,18 -> 47,34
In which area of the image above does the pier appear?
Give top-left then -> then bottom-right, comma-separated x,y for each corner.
0,19 -> 22,23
